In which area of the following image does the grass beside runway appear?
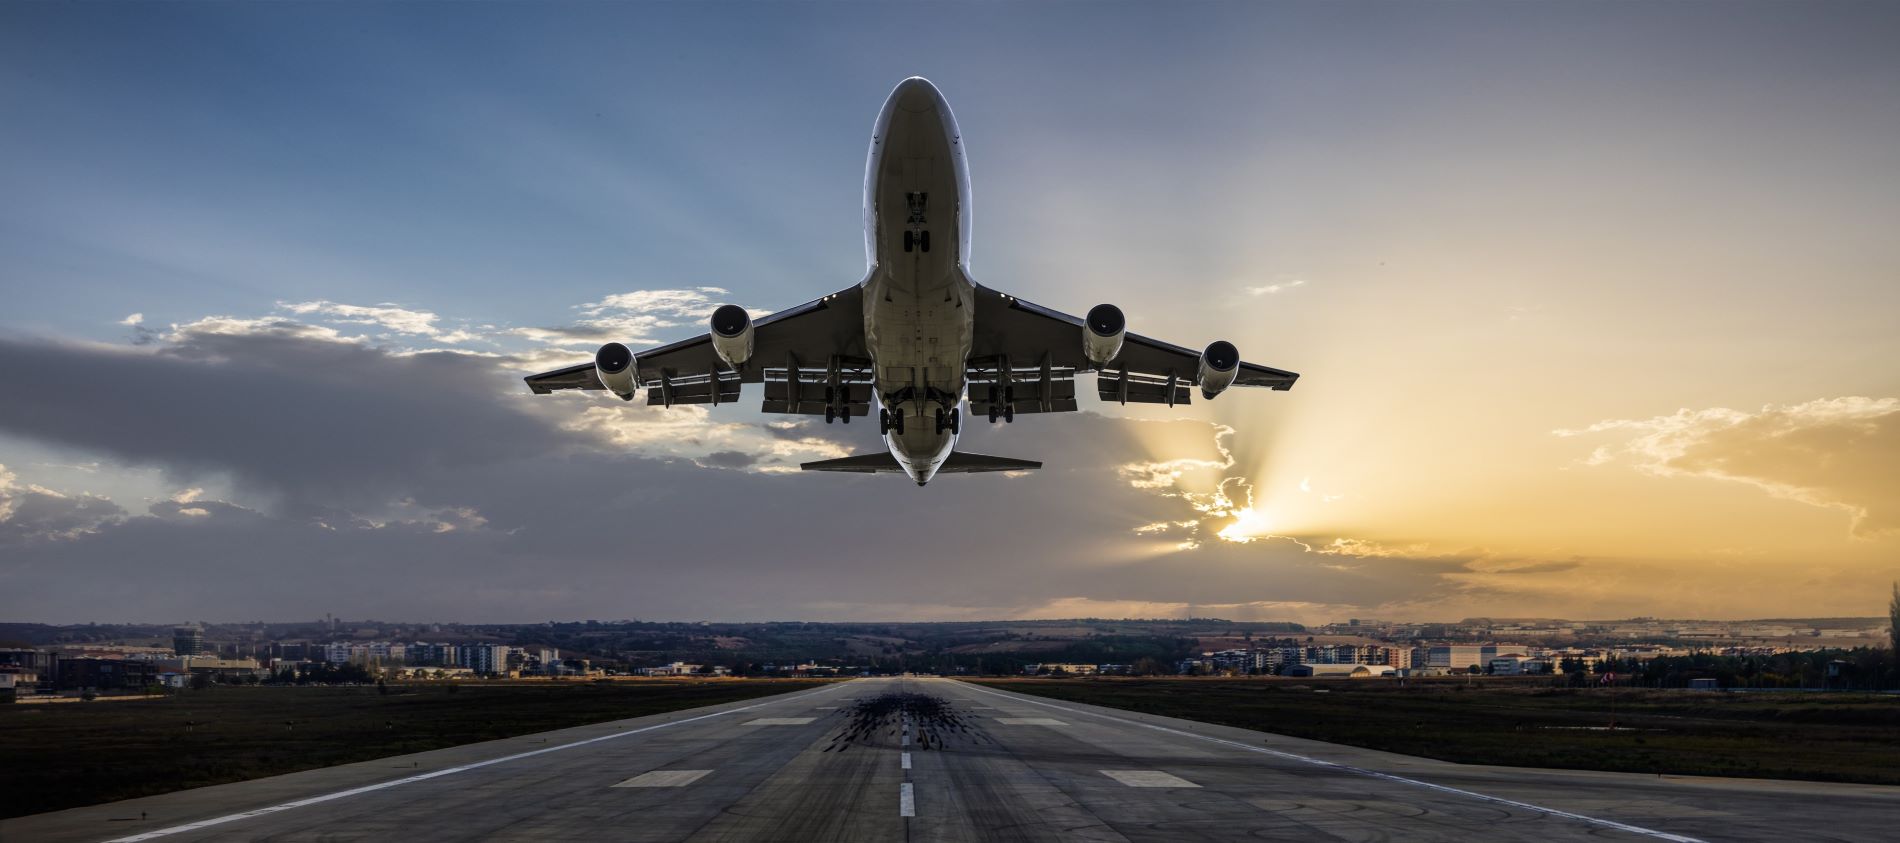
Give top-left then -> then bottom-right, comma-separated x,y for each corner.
0,679 -> 827,819
971,678 -> 1900,785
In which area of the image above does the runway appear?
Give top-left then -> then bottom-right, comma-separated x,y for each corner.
6,677 -> 1896,842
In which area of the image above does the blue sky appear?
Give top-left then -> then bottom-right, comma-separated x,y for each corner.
3,2 -> 1898,623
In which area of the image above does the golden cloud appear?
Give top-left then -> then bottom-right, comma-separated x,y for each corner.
1558,396 -> 1900,538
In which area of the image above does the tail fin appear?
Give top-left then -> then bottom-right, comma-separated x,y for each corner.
800,451 -> 1040,474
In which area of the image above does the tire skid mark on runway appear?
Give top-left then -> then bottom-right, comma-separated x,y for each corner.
956,681 -> 1707,843
98,684 -> 844,843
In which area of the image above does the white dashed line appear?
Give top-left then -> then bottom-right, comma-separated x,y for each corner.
613,770 -> 712,788
899,782 -> 916,817
957,683 -> 1704,843
741,717 -> 817,726
901,752 -> 912,770
1101,770 -> 1198,788
101,685 -> 841,842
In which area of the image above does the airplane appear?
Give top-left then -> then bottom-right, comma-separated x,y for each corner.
525,77 -> 1298,486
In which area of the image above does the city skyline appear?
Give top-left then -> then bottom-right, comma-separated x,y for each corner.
3,2 -> 1899,624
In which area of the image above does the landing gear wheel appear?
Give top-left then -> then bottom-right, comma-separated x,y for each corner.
1003,406 -> 1014,423
903,230 -> 914,252
894,412 -> 905,435
825,407 -> 835,424
839,406 -> 850,424
920,230 -> 931,252
879,408 -> 892,435
949,408 -> 961,434
935,408 -> 947,434
988,405 -> 1000,424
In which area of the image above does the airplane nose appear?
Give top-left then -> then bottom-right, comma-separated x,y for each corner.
892,77 -> 940,113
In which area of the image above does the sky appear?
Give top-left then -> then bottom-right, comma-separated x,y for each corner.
2,1 -> 1898,625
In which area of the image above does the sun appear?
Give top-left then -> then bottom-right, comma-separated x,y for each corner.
1217,506 -> 1275,543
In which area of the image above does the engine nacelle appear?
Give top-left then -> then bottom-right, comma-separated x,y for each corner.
1083,303 -> 1126,366
595,342 -> 637,401
1198,340 -> 1239,399
709,304 -> 753,369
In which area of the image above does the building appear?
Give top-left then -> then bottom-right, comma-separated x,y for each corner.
1024,663 -> 1100,676
1285,664 -> 1396,678
173,626 -> 206,656
462,644 -> 513,675
1424,644 -> 1523,671
56,658 -> 159,691
641,662 -> 704,676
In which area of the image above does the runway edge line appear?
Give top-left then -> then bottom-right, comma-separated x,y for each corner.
955,681 -> 1705,843
101,684 -> 842,843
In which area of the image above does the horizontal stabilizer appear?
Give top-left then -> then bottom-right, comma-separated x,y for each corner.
800,452 -> 902,473
939,451 -> 1041,473
800,451 -> 1041,474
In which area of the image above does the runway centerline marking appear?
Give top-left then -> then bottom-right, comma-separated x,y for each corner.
741,717 -> 817,725
901,752 -> 912,770
956,682 -> 1705,843
99,683 -> 846,842
899,782 -> 916,817
1101,770 -> 1199,788
613,770 -> 712,788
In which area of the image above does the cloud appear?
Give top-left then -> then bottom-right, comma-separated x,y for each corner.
507,287 -> 769,350
1558,397 -> 1900,537
1244,279 -> 1307,296
0,464 -> 126,542
279,301 -> 479,345
119,313 -> 143,326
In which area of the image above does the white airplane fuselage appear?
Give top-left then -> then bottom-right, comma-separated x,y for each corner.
862,78 -> 974,485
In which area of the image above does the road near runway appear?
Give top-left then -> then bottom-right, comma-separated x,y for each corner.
5,677 -> 1895,842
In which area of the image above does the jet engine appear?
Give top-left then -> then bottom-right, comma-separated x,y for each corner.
1198,340 -> 1239,399
595,342 -> 637,400
710,304 -> 753,369
1083,303 -> 1126,366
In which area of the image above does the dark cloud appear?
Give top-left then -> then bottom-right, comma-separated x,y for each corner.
0,326 -> 1474,622
697,450 -> 759,470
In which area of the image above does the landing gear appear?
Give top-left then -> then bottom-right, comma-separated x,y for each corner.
919,230 -> 931,252
935,407 -> 961,435
903,230 -> 914,252
880,409 -> 906,436
824,387 -> 849,424
987,403 -> 1014,424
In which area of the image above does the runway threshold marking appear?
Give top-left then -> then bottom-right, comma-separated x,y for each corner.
613,770 -> 712,788
899,782 -> 916,817
1101,770 -> 1199,788
742,717 -> 817,725
956,682 -> 1706,843
99,683 -> 846,843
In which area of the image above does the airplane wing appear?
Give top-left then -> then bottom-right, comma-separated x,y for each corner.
525,284 -> 872,415
967,284 -> 1297,409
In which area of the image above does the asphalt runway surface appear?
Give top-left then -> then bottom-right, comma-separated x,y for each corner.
7,677 -> 1896,842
